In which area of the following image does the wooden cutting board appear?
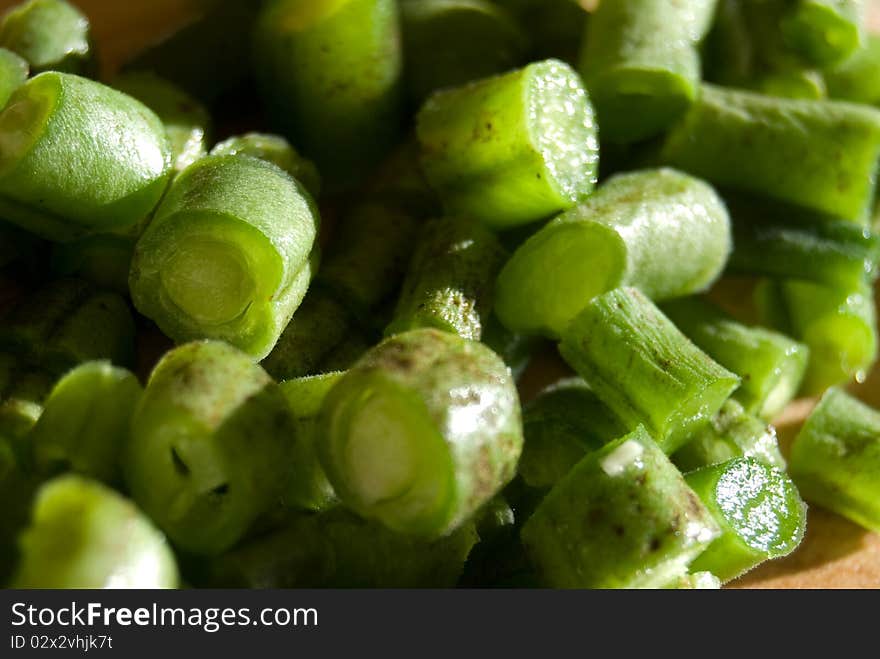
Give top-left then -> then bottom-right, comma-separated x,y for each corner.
2,0 -> 879,589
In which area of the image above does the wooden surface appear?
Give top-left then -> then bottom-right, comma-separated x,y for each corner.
2,0 -> 880,589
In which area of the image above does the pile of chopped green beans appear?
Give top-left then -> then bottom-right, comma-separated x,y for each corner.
2,0 -> 880,590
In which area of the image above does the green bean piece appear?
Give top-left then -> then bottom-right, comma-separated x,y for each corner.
519,378 -> 626,489
756,68 -> 828,99
481,313 -> 538,381
673,400 -> 786,473
124,341 -> 299,555
663,297 -> 809,420
0,445 -> 38,584
417,58 -> 599,230
495,168 -> 732,338
825,34 -> 880,104
0,72 -> 172,241
522,427 -> 720,589
757,278 -> 877,394
496,0 -> 588,65
130,154 -> 319,361
261,289 -> 353,381
211,133 -> 321,199
123,1 -> 262,105
278,373 -> 343,512
365,139 -> 441,217
726,195 -> 880,289
0,394 -> 43,471
659,84 -> 880,222
0,0 -> 94,75
400,0 -> 527,105
668,572 -> 722,590
30,362 -> 142,486
789,388 -> 880,532
560,288 -> 741,454
113,72 -> 211,174
318,328 -> 523,538
316,330 -> 374,374
686,458 -> 807,583
254,0 -> 403,187
0,280 -> 135,373
578,0 -> 717,144
12,475 -> 178,588
386,216 -> 507,341
0,47 -> 27,110
781,0 -> 864,67
206,508 -> 477,588
704,0 -> 756,87
50,234 -> 135,295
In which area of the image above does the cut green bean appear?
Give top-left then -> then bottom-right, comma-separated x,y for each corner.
254,0 -> 403,186
789,388 -> 880,533
673,400 -> 786,473
124,341 -> 300,555
780,0 -> 864,66
757,278 -> 877,394
0,72 -> 172,241
318,328 -> 523,537
726,195 -> 880,289
211,133 -> 321,199
662,297 -> 809,419
365,139 -> 441,217
50,234 -> 135,296
686,458 -> 807,582
659,84 -> 880,222
0,47 -> 27,110
578,0 -> 717,143
481,313 -> 538,381
560,288 -> 741,454
668,572 -> 722,589
278,372 -> 343,512
519,378 -> 625,489
522,427 -> 720,589
386,216 -> 507,340
756,68 -> 828,99
417,58 -> 599,230
205,508 -> 478,588
400,0 -> 527,105
0,0 -> 95,75
825,34 -> 880,104
130,154 -> 319,360
12,475 -> 178,588
30,361 -> 142,486
704,0 -> 756,87
114,72 -> 211,174
496,168 -> 732,338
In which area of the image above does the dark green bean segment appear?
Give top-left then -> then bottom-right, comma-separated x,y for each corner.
278,373 -> 343,512
30,361 -> 142,486
130,154 -> 319,361
663,297 -> 809,420
781,0 -> 864,66
757,278 -> 877,394
0,0 -> 95,75
205,508 -> 478,588
0,280 -> 135,373
673,400 -> 786,473
386,216 -> 507,341
50,234 -> 135,296
789,388 -> 880,533
578,0 -> 718,143
480,314 -> 538,381
254,0 -> 403,186
113,72 -> 211,174
12,475 -> 178,589
726,194 -> 880,289
659,84 -> 880,222
0,219 -> 39,269
519,378 -> 626,489
0,47 -> 27,110
560,288 -> 741,455
318,328 -> 523,538
686,458 -> 807,583
825,34 -> 880,104
316,330 -> 374,374
0,436 -> 38,584
522,427 -> 720,589
124,341 -> 300,556
496,168 -> 731,338
417,58 -> 599,230
496,0 -> 588,64
0,72 -> 172,241
211,133 -> 321,199
401,0 -> 527,105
